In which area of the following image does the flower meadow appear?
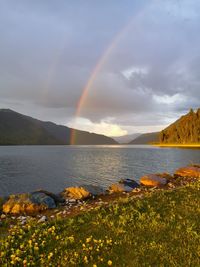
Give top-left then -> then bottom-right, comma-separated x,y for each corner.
0,181 -> 200,266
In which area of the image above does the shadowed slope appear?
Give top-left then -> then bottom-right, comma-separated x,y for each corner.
129,132 -> 159,144
0,109 -> 117,145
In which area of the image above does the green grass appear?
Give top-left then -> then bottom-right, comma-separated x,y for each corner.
0,182 -> 200,266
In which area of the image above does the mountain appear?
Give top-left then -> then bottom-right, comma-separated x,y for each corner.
112,133 -> 141,144
159,108 -> 200,144
0,109 -> 117,145
129,132 -> 159,144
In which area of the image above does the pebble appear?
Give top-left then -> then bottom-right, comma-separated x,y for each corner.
68,199 -> 76,204
168,182 -> 176,188
18,216 -> 27,221
1,214 -> 6,219
132,188 -> 141,192
38,215 -> 47,223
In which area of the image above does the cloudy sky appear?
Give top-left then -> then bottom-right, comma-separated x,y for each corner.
0,0 -> 200,136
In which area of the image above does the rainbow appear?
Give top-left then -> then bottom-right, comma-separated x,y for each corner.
70,20 -> 138,144
70,38 -> 121,145
69,4 -> 148,145
41,2 -> 152,145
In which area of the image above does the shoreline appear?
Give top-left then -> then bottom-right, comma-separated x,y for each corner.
1,180 -> 199,266
153,143 -> 200,148
1,164 -> 200,220
0,164 -> 200,266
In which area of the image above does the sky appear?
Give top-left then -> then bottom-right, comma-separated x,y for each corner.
0,0 -> 200,137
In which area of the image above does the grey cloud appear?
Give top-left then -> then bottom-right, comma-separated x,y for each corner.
0,0 -> 200,133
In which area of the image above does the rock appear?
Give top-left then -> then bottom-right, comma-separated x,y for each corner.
168,182 -> 176,189
38,215 -> 47,223
120,178 -> 140,189
140,173 -> 170,187
68,199 -> 77,204
30,192 -> 56,209
174,166 -> 200,179
18,216 -> 27,221
3,192 -> 56,215
109,183 -> 125,193
35,190 -> 65,204
109,179 -> 139,193
61,187 -> 91,200
80,184 -> 104,196
1,214 -> 6,219
132,188 -> 141,192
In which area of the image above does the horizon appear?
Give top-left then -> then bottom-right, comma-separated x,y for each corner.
0,107 -> 198,139
0,1 -> 200,136
0,107 -> 158,137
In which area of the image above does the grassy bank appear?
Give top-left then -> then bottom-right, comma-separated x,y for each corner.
0,181 -> 200,266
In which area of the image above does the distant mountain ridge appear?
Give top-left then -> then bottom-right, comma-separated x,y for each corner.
129,132 -> 159,144
159,108 -> 200,144
112,133 -> 141,144
0,109 -> 117,145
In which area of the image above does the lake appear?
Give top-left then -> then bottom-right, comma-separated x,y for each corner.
0,145 -> 199,196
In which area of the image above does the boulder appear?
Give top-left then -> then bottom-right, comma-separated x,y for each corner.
3,192 -> 56,215
30,192 -> 56,209
174,166 -> 200,179
35,190 -> 65,204
61,187 -> 91,200
140,173 -> 170,187
109,183 -> 125,193
109,179 -> 139,193
80,184 -> 104,196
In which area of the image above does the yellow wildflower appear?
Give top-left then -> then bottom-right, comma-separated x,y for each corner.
68,236 -> 74,243
84,256 -> 88,263
108,260 -> 112,266
48,252 -> 53,260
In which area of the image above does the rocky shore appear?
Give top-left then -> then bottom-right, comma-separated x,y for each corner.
0,164 -> 200,227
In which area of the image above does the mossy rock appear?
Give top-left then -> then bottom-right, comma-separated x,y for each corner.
3,192 -> 56,215
140,173 -> 171,187
61,187 -> 91,200
174,166 -> 200,179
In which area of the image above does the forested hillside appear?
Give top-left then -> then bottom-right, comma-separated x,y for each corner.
160,109 -> 200,144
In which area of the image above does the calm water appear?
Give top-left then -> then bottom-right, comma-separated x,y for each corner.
0,145 -> 199,196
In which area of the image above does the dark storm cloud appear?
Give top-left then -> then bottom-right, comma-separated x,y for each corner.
0,0 -> 200,133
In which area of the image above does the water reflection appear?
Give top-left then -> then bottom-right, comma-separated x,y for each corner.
0,145 -> 199,196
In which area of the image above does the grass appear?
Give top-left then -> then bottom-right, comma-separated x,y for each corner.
0,181 -> 200,266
